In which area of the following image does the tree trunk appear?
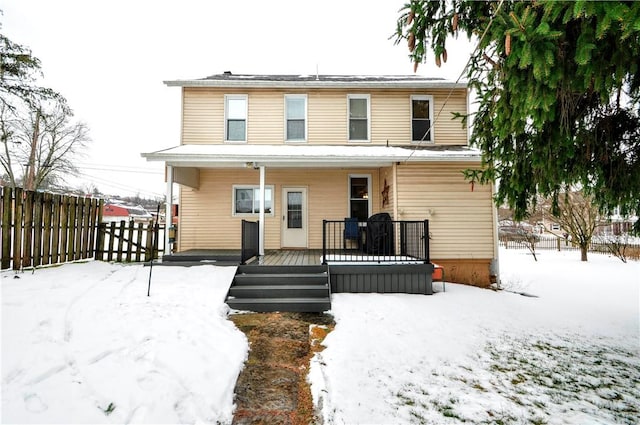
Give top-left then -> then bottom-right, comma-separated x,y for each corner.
580,245 -> 588,261
25,109 -> 40,191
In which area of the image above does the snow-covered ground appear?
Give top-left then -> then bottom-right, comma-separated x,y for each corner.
310,249 -> 640,424
1,263 -> 247,424
2,249 -> 638,424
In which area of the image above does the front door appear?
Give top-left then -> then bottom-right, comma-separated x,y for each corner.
281,187 -> 307,248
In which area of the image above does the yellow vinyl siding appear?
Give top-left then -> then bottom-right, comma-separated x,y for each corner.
178,168 -> 380,250
180,87 -> 467,146
182,88 -> 225,144
246,91 -> 284,143
308,91 -> 348,143
431,90 -> 467,145
396,162 -> 495,259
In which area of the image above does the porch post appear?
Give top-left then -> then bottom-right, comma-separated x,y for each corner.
259,165 -> 265,256
165,165 -> 174,255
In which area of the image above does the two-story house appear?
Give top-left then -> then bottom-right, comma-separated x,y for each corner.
142,73 -> 499,288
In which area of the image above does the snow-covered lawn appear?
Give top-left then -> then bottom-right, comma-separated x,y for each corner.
1,263 -> 247,424
310,249 -> 640,424
2,249 -> 638,424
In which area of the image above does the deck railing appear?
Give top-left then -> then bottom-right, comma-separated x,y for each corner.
240,219 -> 259,264
322,219 -> 430,264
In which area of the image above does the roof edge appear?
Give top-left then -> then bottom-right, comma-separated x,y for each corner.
163,78 -> 467,90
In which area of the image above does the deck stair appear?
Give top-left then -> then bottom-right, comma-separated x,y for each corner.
225,265 -> 331,312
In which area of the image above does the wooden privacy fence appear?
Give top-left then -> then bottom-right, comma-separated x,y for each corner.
95,221 -> 164,262
1,186 -> 164,270
1,186 -> 102,270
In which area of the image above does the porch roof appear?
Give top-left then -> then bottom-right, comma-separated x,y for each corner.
141,144 -> 482,168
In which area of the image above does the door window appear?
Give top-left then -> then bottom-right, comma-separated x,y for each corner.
287,191 -> 303,228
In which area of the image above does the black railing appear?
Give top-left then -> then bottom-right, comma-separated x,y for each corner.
240,220 -> 259,264
322,218 -> 429,264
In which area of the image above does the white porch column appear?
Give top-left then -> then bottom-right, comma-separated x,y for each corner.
259,165 -> 265,256
165,165 -> 174,254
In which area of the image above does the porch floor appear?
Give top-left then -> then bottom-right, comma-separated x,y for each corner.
162,249 -> 324,266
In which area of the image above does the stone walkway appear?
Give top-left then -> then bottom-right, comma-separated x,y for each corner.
230,312 -> 334,425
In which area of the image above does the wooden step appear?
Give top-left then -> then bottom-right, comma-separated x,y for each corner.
228,284 -> 329,298
237,265 -> 327,274
226,264 -> 331,313
226,297 -> 331,313
232,273 -> 328,286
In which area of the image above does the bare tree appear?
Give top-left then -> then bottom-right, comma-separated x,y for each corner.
1,99 -> 89,191
544,190 -> 603,262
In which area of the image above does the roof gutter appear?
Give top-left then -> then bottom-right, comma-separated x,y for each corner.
163,79 -> 467,90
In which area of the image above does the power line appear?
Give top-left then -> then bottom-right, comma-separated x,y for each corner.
76,165 -> 163,175
75,171 -> 164,198
404,0 -> 505,162
75,162 -> 163,175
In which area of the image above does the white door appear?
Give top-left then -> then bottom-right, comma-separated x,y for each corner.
281,187 -> 307,248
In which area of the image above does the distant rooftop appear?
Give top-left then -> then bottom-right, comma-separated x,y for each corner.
164,72 -> 466,89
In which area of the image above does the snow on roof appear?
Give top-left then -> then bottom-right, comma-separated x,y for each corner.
142,144 -> 481,168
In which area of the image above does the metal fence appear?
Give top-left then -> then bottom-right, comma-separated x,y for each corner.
499,235 -> 640,256
322,218 -> 429,264
240,219 -> 259,264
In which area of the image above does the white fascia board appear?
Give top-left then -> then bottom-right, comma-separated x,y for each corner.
163,79 -> 467,90
141,146 -> 481,168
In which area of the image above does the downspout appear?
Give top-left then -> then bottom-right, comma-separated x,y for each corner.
165,165 -> 174,255
259,165 -> 265,256
491,181 -> 500,287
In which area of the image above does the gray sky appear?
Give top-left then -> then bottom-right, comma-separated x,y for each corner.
2,0 -> 471,198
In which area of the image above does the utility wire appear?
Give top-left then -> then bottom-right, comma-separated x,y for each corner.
404,0 -> 505,162
76,170 -> 164,198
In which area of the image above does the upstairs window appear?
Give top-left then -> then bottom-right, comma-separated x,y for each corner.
348,94 -> 370,141
411,95 -> 434,143
285,95 -> 307,141
225,95 -> 247,142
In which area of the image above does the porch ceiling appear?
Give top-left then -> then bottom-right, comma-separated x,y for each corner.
141,144 -> 482,168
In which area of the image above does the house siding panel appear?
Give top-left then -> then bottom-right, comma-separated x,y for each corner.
182,88 -> 224,144
395,162 -> 495,259
178,168 -> 381,251
180,88 -> 467,146
307,90 -> 348,143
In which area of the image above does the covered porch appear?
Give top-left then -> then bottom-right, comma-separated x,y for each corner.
141,144 -> 480,257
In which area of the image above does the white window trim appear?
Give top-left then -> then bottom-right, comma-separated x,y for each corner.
410,94 -> 435,143
284,94 -> 308,143
232,184 -> 275,217
224,94 -> 248,143
347,174 -> 372,219
347,94 -> 371,143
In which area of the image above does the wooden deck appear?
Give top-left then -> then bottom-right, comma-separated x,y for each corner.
162,249 -> 324,266
254,250 -> 323,266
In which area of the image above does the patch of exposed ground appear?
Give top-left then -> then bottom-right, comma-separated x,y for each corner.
230,312 -> 334,425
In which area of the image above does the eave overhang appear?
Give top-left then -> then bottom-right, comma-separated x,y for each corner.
163,75 -> 467,90
141,144 -> 482,169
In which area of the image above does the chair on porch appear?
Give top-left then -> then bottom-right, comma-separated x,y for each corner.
343,217 -> 361,250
